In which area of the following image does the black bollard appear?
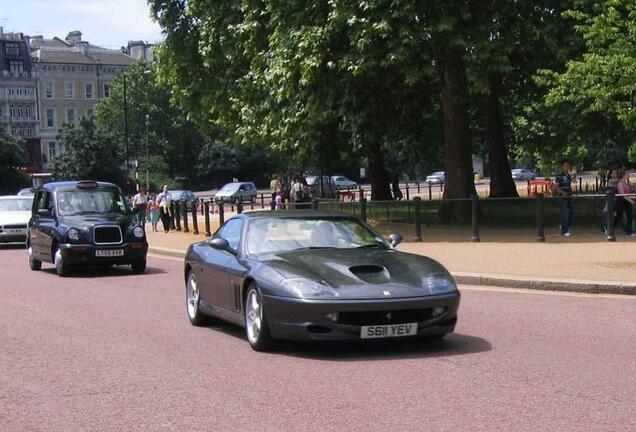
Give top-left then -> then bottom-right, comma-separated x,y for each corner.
413,197 -> 422,242
405,182 -> 410,201
471,194 -> 480,242
428,183 -> 432,200
218,202 -> 225,226
312,199 -> 319,210
237,201 -> 243,214
204,201 -> 211,237
417,181 -> 421,194
182,200 -> 190,233
174,201 -> 181,231
360,197 -> 367,223
536,193 -> 545,242
606,192 -> 616,242
261,193 -> 265,209
191,201 -> 199,235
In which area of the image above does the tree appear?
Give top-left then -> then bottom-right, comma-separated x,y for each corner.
50,118 -> 125,185
0,134 -> 29,194
94,61 -> 203,183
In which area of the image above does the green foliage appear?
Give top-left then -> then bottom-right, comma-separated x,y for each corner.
0,134 -> 30,193
50,118 -> 125,186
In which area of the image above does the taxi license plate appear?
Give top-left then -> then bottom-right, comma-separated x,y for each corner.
360,322 -> 418,339
95,249 -> 124,257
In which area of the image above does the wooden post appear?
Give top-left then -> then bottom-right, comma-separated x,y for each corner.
536,193 -> 545,242
471,194 -> 480,242
405,182 -> 410,201
428,183 -> 432,200
204,201 -> 211,236
413,197 -> 422,242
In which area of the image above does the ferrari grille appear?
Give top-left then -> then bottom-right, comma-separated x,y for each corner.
337,309 -> 433,326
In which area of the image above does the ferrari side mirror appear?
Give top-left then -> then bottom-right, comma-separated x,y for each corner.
209,237 -> 233,252
388,233 -> 402,248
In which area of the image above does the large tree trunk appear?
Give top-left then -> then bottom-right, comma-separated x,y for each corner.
483,73 -> 518,198
438,43 -> 476,224
367,141 -> 392,200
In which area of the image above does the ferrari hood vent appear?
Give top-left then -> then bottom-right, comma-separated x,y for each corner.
349,265 -> 390,284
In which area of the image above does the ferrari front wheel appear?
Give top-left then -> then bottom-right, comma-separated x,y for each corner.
244,285 -> 273,351
186,271 -> 210,326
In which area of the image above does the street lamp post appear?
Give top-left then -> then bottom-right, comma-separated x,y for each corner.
145,114 -> 150,191
123,71 -> 130,192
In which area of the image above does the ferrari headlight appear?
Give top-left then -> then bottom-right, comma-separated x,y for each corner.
67,228 -> 79,241
133,226 -> 145,238
424,276 -> 457,294
280,278 -> 340,298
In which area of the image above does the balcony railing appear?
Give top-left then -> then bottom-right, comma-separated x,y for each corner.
0,71 -> 36,80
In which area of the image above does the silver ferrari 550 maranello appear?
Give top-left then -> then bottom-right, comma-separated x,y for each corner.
183,210 -> 460,351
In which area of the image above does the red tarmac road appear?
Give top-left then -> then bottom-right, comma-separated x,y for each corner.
1,246 -> 635,432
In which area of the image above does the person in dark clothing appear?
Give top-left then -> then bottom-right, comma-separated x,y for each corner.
391,173 -> 403,200
554,160 -> 574,237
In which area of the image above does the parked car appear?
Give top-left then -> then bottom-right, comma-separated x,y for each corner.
18,188 -> 36,196
426,171 -> 445,184
27,180 -> 148,277
306,175 -> 337,198
511,168 -> 536,181
184,210 -> 460,351
170,190 -> 198,202
0,195 -> 33,243
214,182 -> 258,204
331,175 -> 358,190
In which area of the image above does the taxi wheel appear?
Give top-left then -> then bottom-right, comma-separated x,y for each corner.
244,285 -> 274,352
28,246 -> 41,271
131,259 -> 146,274
54,247 -> 68,277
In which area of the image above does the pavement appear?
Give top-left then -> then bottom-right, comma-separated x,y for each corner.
2,247 -> 635,432
146,222 -> 636,295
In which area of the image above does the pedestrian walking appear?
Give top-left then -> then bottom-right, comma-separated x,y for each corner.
553,160 -> 575,237
156,185 -> 172,233
392,172 -> 403,200
615,169 -> 636,237
270,174 -> 280,210
275,190 -> 282,210
132,186 -> 148,226
148,193 -> 160,232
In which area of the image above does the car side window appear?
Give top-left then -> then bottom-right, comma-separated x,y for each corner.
35,191 -> 52,213
218,219 -> 243,251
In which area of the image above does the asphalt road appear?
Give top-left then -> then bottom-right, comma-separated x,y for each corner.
1,246 -> 634,432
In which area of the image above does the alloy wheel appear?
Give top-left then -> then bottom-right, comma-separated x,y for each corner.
245,289 -> 262,344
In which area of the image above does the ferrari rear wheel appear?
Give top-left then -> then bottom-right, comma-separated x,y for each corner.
186,271 -> 210,326
245,285 -> 273,351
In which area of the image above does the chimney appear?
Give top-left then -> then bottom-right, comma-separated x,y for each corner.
65,30 -> 82,44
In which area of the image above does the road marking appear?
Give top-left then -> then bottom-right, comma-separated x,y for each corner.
147,253 -> 183,262
460,285 -> 636,300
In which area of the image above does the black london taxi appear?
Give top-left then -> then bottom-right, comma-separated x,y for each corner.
27,180 -> 148,276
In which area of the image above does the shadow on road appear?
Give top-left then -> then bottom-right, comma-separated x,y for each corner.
206,323 -> 491,361
40,265 -> 168,278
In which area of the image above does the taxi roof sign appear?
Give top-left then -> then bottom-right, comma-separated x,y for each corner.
76,181 -> 99,189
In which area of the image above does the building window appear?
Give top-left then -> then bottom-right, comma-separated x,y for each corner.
66,108 -> 76,123
46,109 -> 55,128
48,142 -> 57,160
9,60 -> 24,74
85,82 -> 93,99
64,82 -> 75,99
103,83 -> 110,97
45,82 -> 53,98
5,43 -> 20,56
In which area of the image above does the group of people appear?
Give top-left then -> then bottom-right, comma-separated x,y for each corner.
269,174 -> 312,209
556,160 -> 635,237
130,185 -> 176,234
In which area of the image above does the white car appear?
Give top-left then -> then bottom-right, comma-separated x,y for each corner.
426,171 -> 445,184
0,195 -> 33,243
511,168 -> 536,181
331,175 -> 358,190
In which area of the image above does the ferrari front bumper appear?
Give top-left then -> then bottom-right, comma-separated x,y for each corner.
261,292 -> 460,341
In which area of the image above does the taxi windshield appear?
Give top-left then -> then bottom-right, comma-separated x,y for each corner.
56,189 -> 128,216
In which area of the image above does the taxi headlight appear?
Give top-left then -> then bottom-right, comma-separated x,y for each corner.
67,228 -> 79,241
280,278 -> 340,298
133,226 -> 145,238
424,276 -> 457,294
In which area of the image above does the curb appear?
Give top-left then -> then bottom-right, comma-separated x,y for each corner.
453,272 -> 636,296
148,246 -> 636,296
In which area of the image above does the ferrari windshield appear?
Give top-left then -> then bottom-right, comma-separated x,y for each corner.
246,217 -> 384,255
0,197 -> 32,212
56,189 -> 128,216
